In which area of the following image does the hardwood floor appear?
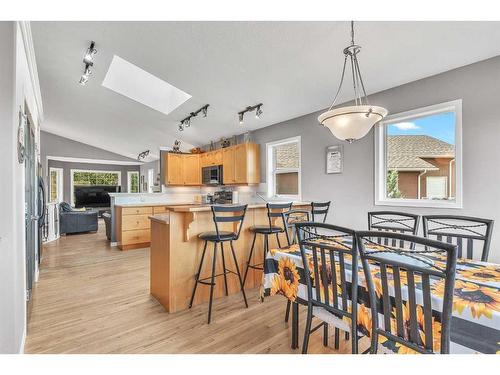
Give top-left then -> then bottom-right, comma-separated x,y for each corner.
25,221 -> 355,354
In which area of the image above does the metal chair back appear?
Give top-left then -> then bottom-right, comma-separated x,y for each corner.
266,202 -> 292,240
311,201 -> 331,223
368,211 -> 420,249
422,215 -> 494,262
284,210 -> 310,244
211,204 -> 248,241
296,222 -> 360,353
356,231 -> 458,354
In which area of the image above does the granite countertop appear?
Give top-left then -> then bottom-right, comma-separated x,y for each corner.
115,201 -> 196,208
161,201 -> 311,213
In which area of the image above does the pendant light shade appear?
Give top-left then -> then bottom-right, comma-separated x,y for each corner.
318,105 -> 388,143
318,21 -> 387,142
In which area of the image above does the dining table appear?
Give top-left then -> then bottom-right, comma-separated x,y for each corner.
260,241 -> 500,354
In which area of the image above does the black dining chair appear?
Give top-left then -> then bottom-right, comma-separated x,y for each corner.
282,209 -> 311,323
242,202 -> 292,287
422,215 -> 494,262
356,231 -> 458,354
311,201 -> 331,223
189,204 -> 248,324
368,211 -> 420,249
296,222 -> 360,354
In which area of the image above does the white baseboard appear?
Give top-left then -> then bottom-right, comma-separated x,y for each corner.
111,241 -> 118,247
18,328 -> 26,354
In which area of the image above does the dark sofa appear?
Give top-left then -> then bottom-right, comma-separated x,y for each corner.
59,202 -> 98,235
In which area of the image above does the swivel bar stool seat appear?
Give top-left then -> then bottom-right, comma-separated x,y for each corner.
189,204 -> 248,324
242,202 -> 292,287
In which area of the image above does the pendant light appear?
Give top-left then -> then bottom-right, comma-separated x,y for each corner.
318,21 -> 387,143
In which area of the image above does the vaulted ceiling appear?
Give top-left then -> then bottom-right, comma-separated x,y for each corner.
32,21 -> 500,161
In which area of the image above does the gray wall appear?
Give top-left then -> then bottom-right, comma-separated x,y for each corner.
40,131 -> 138,179
250,56 -> 500,262
47,160 -> 140,203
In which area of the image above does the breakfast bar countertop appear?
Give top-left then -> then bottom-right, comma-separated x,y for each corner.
161,201 -> 311,212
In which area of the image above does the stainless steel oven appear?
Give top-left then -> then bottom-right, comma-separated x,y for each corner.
202,165 -> 223,185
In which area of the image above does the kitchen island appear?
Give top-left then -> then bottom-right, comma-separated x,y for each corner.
149,202 -> 310,313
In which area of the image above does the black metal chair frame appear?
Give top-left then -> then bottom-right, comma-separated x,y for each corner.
368,211 -> 420,235
242,202 -> 292,287
296,222 -> 360,354
356,231 -> 458,354
422,215 -> 494,262
189,204 -> 249,324
311,201 -> 331,223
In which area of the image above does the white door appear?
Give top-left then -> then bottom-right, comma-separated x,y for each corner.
426,176 -> 447,199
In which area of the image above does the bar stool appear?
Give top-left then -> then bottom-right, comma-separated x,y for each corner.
242,202 -> 292,287
311,201 -> 331,223
189,204 -> 248,324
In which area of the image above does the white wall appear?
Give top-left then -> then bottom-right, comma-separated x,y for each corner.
251,56 -> 500,262
0,21 -> 43,354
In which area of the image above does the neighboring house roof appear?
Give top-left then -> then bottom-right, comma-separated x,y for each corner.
387,135 -> 455,171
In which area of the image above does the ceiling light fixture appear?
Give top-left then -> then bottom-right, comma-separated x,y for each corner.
238,103 -> 263,125
178,104 -> 209,131
79,41 -> 97,86
137,150 -> 150,161
318,21 -> 387,143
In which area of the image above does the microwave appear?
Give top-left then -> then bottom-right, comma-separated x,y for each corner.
202,165 -> 223,185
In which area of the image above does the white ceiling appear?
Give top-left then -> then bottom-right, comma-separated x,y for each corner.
32,21 -> 500,161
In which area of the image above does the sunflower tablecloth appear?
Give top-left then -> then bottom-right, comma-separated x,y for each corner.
260,243 -> 500,354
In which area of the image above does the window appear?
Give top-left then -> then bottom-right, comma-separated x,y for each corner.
127,171 -> 139,193
49,167 -> 63,203
266,136 -> 301,199
70,169 -> 121,206
375,100 -> 462,208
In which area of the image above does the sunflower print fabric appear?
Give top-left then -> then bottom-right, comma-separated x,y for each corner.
261,240 -> 500,353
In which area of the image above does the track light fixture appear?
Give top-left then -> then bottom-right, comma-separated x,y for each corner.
178,104 -> 209,131
79,41 -> 97,86
137,150 -> 150,161
238,103 -> 263,125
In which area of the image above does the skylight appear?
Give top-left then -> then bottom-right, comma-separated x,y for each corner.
102,55 -> 191,115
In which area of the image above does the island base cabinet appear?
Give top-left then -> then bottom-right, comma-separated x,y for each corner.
149,207 -> 289,313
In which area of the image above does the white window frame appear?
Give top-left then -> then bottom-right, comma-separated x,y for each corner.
374,99 -> 463,208
266,136 -> 302,200
48,167 -> 64,203
70,169 -> 121,206
127,171 -> 140,193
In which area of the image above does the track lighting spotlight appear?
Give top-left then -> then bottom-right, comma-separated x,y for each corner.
78,41 -> 97,86
137,150 -> 150,161
238,103 -> 263,125
255,105 -> 263,119
177,104 -> 210,131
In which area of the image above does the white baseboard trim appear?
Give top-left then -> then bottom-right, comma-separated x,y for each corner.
111,241 -> 118,247
19,328 -> 26,354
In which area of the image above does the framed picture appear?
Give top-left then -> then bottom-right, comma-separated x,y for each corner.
326,145 -> 343,174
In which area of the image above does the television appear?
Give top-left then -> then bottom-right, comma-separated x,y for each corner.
74,185 -> 121,208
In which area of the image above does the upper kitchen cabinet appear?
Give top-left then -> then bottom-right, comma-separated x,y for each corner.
182,154 -> 201,185
164,153 -> 183,185
223,143 -> 260,185
163,143 -> 259,186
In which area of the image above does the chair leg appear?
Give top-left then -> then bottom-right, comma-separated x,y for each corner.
334,328 -> 340,349
220,242 -> 228,296
275,232 -> 282,248
189,240 -> 208,308
284,299 -> 291,322
323,323 -> 329,347
229,241 -> 248,308
207,242 -> 218,324
242,232 -> 257,287
302,304 -> 313,354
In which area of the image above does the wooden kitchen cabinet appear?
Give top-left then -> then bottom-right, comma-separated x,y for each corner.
164,144 -> 259,186
164,153 -> 183,185
182,154 -> 201,185
222,147 -> 236,184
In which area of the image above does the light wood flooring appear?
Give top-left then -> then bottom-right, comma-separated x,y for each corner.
25,221 -> 354,354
